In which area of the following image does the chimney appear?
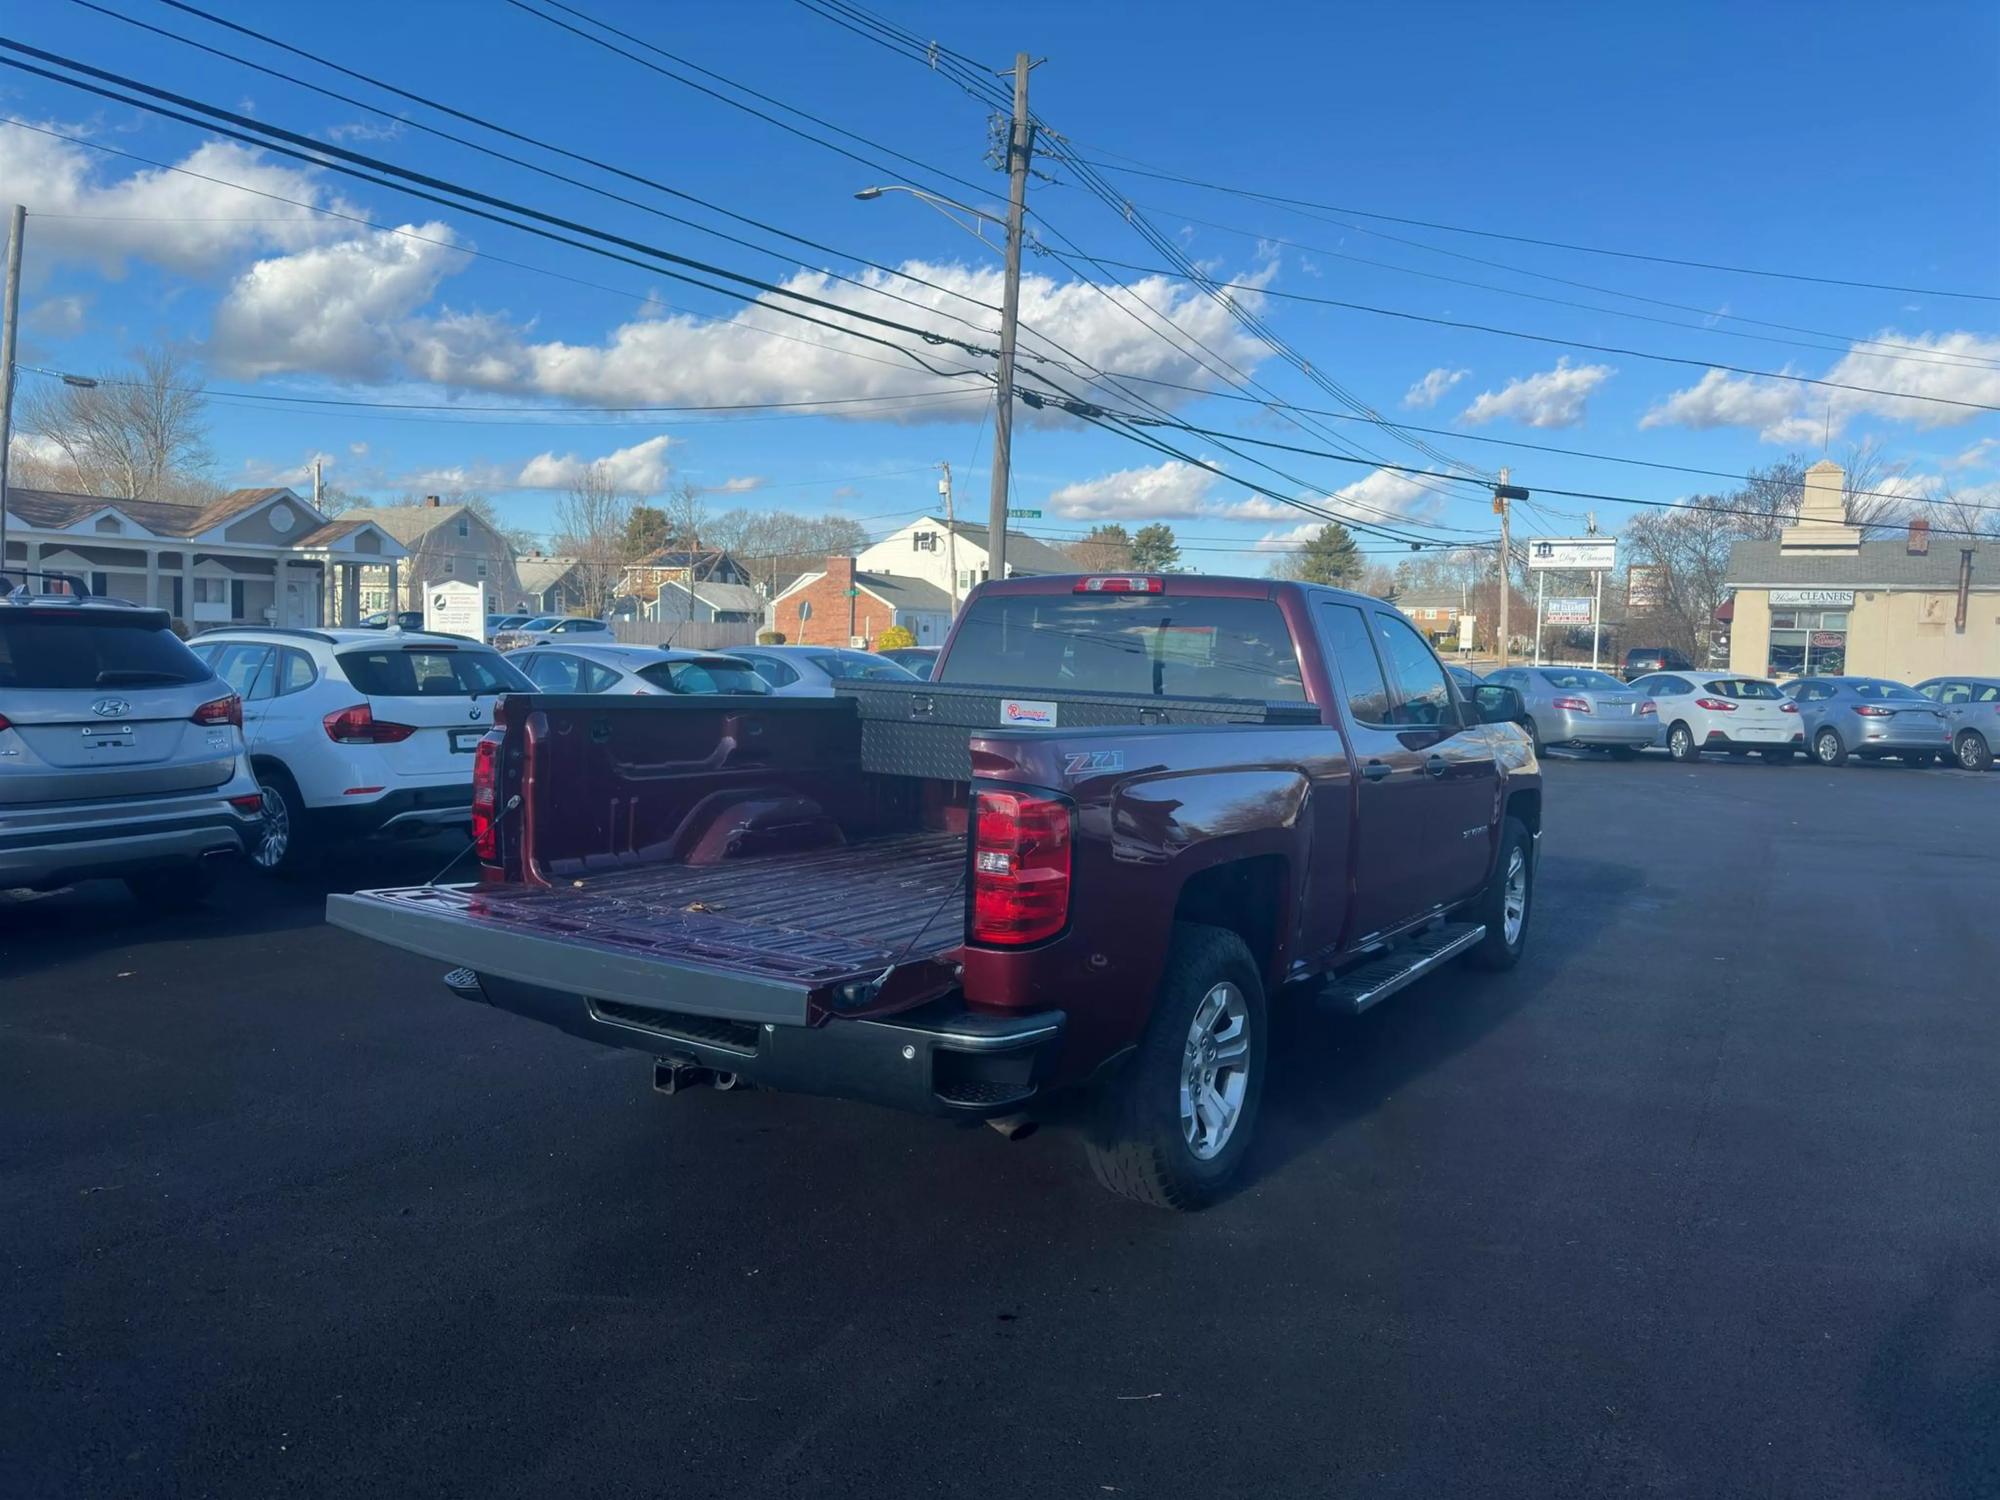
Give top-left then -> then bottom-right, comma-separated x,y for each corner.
425,493 -> 442,508
1907,516 -> 1930,555
1779,460 -> 1860,555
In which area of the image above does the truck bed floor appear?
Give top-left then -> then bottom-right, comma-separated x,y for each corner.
463,830 -> 966,985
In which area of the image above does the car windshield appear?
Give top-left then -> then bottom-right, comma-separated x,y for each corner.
809,651 -> 919,682
0,612 -> 210,688
1848,681 -> 1923,700
336,646 -> 531,696
637,659 -> 771,695
1702,678 -> 1783,700
938,594 -> 1307,701
1537,668 -> 1625,692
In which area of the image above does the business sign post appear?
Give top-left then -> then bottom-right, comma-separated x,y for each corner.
1527,536 -> 1619,668
423,579 -> 487,641
1545,597 -> 1594,625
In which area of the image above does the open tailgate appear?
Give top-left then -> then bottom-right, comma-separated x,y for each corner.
327,832 -> 966,1025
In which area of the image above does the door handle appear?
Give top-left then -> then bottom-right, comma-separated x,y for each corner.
1363,759 -> 1393,781
1426,755 -> 1449,778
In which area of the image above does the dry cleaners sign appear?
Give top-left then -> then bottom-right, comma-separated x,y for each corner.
1769,588 -> 1854,608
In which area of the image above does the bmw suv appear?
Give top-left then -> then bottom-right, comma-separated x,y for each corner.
0,575 -> 262,902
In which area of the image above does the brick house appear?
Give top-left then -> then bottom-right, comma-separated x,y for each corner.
767,556 -> 954,648
1394,588 -> 1464,644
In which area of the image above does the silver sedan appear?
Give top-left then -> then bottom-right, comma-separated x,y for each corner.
1482,666 -> 1657,756
725,645 -> 919,697
1782,677 -> 1950,766
509,643 -> 771,696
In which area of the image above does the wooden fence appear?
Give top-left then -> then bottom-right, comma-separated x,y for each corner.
611,618 -> 761,650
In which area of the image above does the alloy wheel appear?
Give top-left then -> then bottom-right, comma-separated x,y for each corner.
1502,845 -> 1528,946
1179,982 -> 1251,1162
251,783 -> 291,869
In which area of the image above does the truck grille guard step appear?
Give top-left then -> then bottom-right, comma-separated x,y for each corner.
1318,922 -> 1486,1015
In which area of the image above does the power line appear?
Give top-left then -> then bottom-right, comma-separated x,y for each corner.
1073,155 -> 2000,305
1077,257 -> 2000,416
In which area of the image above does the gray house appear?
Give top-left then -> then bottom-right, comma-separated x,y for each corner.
649,579 -> 766,624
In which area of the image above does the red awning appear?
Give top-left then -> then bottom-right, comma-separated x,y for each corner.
1714,598 -> 1736,623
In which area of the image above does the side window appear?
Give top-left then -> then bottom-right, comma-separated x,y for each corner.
1975,684 -> 2000,703
214,642 -> 279,700
278,648 -> 317,696
1939,682 -> 1972,705
1316,602 -> 1392,726
580,661 -> 624,693
1800,682 -> 1833,703
1371,612 -> 1455,728
749,658 -> 798,689
525,654 -> 580,691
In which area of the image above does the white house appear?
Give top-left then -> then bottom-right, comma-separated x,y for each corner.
3,485 -> 406,627
857,515 -> 1076,607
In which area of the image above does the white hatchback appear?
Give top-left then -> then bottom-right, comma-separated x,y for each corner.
1629,671 -> 1804,764
189,626 -> 531,871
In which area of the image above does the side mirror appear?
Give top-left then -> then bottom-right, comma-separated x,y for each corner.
1470,684 -> 1524,726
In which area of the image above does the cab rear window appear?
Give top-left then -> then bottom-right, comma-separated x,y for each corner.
336,647 -> 531,697
940,594 -> 1306,701
0,613 -> 210,689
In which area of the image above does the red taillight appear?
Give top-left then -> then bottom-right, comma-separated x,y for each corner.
0,712 -> 11,732
1073,575 -> 1164,594
1853,704 -> 1894,717
970,789 -> 1072,945
1638,700 -> 1658,717
1780,701 -> 1800,714
471,736 -> 500,864
227,793 -> 263,814
1695,697 -> 1738,712
322,703 -> 416,743
192,693 -> 242,728
1552,696 -> 1590,713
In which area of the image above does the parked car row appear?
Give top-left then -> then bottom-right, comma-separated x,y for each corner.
1462,658 -> 1995,771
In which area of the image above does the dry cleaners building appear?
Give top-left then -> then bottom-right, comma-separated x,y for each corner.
1725,460 -> 1997,682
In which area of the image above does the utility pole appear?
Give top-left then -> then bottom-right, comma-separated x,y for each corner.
0,205 -> 25,581
986,52 -> 1034,585
939,460 -> 959,615
1491,468 -> 1528,668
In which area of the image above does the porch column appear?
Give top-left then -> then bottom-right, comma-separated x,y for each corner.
388,559 -> 400,611
182,551 -> 196,625
144,547 -> 160,608
342,563 -> 360,625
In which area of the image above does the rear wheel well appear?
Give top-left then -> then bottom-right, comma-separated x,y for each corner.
249,754 -> 297,788
1172,855 -> 1287,987
1504,786 -> 1541,839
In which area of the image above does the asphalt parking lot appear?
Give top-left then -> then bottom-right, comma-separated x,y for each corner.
4,755 -> 1997,1500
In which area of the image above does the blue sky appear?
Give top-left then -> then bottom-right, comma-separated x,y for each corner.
3,0 -> 1996,569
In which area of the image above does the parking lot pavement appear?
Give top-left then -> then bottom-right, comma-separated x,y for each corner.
4,761 -> 1997,1500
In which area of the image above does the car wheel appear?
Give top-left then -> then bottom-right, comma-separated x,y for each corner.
1955,731 -> 1994,772
249,767 -> 312,875
1667,722 -> 1700,762
1084,922 -> 1267,1211
1522,716 -> 1543,755
124,863 -> 218,909
1813,728 -> 1848,767
1467,816 -> 1534,972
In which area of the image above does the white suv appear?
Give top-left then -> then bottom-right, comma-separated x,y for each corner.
188,626 -> 530,871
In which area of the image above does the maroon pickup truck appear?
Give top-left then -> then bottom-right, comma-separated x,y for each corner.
330,575 -> 1540,1208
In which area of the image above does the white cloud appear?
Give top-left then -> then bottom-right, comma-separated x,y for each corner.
1640,369 -> 1824,442
323,120 -> 406,145
1246,467 -> 1448,548
25,293 -> 89,335
0,120 -> 354,276
1047,459 -> 1220,520
514,435 -> 674,493
209,223 -> 467,379
1403,366 -> 1467,409
1945,437 -> 1998,472
708,475 -> 765,494
1462,359 -> 1612,428
237,448 -> 338,488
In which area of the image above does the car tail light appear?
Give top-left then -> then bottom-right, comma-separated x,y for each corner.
322,703 -> 416,743
1780,701 -> 1800,714
1694,697 -> 1738,712
1074,576 -> 1164,594
227,793 -> 264,814
0,712 -> 11,732
1853,704 -> 1895,717
1638,700 -> 1657,717
1552,696 -> 1590,713
471,736 -> 500,864
971,789 -> 1072,945
191,693 -> 243,728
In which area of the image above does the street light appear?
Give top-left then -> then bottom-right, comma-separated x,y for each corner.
853,184 -> 1003,246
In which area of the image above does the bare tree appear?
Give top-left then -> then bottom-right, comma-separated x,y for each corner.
1063,523 -> 1134,571
552,462 -> 636,617
1923,479 -> 2000,540
703,508 -> 869,594
20,347 -> 216,501
1622,501 -> 1742,663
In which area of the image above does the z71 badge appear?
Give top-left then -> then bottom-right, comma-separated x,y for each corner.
1063,749 -> 1125,777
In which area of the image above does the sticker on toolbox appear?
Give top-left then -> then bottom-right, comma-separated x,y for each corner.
1001,698 -> 1058,727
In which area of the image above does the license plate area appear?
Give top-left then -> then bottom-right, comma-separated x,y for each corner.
81,725 -> 136,751
449,728 -> 485,753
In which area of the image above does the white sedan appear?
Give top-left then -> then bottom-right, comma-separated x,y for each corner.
1629,671 -> 1804,763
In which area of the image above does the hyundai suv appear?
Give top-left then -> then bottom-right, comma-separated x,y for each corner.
1,575 -> 262,902
187,626 -> 532,871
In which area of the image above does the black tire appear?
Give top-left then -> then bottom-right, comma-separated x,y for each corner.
248,764 -> 314,875
1467,816 -> 1534,972
1522,716 -> 1543,755
1667,721 -> 1701,762
125,862 -> 217,909
1761,746 -> 1794,764
1956,731 -> 1994,773
1813,727 -> 1848,767
1084,923 -> 1267,1211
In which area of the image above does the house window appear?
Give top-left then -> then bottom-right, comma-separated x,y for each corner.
194,577 -> 225,604
476,561 -> 488,578
441,558 -> 454,575
913,531 -> 937,552
456,519 -> 470,538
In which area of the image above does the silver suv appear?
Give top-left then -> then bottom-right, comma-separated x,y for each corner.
0,573 -> 263,903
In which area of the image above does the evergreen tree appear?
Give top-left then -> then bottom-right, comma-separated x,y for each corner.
1293,521 -> 1362,585
1130,522 -> 1182,572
